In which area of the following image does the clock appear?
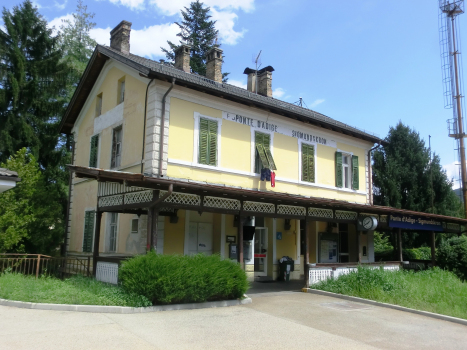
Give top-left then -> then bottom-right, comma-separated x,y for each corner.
358,216 -> 378,231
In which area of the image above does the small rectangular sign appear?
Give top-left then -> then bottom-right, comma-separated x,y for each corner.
388,214 -> 443,232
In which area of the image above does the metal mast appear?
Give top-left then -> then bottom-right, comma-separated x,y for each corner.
439,0 -> 467,216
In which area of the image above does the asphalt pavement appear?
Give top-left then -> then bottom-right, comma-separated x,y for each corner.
0,288 -> 466,349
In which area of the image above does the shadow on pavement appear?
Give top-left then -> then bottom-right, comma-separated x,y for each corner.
246,280 -> 305,297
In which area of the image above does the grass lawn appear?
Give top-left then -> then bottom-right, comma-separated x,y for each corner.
312,267 -> 467,320
0,273 -> 151,307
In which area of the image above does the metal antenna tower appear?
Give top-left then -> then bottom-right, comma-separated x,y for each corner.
254,50 -> 262,94
439,0 -> 467,216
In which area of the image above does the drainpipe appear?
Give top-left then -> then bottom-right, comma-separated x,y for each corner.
368,142 -> 381,205
158,78 -> 176,178
141,78 -> 154,174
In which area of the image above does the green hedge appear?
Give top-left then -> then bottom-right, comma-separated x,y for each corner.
375,247 -> 432,261
119,252 -> 249,305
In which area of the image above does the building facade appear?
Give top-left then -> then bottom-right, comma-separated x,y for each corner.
60,21 -> 466,284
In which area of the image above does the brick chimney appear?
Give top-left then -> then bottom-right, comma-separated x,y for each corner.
174,44 -> 192,73
257,66 -> 274,97
110,20 -> 132,54
206,46 -> 223,83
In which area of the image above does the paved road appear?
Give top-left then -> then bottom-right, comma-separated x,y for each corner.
0,291 -> 466,349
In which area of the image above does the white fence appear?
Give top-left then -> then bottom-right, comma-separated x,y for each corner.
96,261 -> 119,284
308,265 -> 400,286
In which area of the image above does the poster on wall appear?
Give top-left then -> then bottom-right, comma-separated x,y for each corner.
320,240 -> 338,263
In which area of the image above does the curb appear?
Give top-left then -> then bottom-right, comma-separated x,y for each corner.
0,296 -> 252,314
302,288 -> 467,327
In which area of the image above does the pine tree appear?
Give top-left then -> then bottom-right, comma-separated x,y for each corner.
161,0 -> 229,82
372,122 -> 462,247
0,0 -> 68,171
373,122 -> 460,216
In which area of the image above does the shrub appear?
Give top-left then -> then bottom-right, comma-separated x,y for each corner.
403,247 -> 432,260
119,252 -> 249,305
437,236 -> 467,281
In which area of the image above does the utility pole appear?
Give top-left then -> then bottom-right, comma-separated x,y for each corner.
429,135 -> 434,213
451,16 -> 467,217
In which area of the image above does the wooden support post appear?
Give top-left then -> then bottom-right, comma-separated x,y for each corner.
237,215 -> 244,267
92,211 -> 103,277
357,231 -> 361,263
304,220 -> 309,287
398,228 -> 403,262
152,209 -> 159,251
35,254 -> 41,279
431,231 -> 436,267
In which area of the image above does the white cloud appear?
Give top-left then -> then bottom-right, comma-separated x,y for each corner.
54,0 -> 68,10
48,14 -> 73,35
109,0 -> 145,10
91,23 -> 180,58
148,0 -> 254,16
106,0 -> 251,45
228,79 -> 247,89
310,99 -> 325,108
443,161 -> 461,188
211,8 -> 246,45
273,87 -> 285,99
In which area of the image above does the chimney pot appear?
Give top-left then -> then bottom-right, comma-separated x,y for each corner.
206,46 -> 223,83
110,20 -> 132,54
174,44 -> 192,73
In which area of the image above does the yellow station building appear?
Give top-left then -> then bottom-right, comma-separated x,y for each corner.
60,21 -> 467,284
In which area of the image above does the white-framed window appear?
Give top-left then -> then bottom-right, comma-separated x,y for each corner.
111,125 -> 123,169
118,78 -> 125,104
95,93 -> 103,117
82,210 -> 95,253
250,128 -> 275,174
108,212 -> 118,253
336,150 -> 359,190
193,112 -> 222,167
298,139 -> 317,183
342,153 -> 351,189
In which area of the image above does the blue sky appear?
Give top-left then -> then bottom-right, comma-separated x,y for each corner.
3,0 -> 466,187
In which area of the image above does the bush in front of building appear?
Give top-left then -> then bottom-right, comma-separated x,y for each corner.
119,252 -> 249,305
437,236 -> 467,281
403,247 -> 432,261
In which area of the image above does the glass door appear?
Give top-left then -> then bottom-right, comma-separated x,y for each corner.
254,228 -> 268,276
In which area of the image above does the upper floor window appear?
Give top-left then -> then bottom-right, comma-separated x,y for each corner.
301,143 -> 315,183
118,78 -> 125,104
255,131 -> 276,173
198,117 -> 218,166
95,93 -> 103,117
111,126 -> 122,169
89,134 -> 99,168
336,151 -> 359,190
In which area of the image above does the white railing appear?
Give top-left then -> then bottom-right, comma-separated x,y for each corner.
96,262 -> 119,284
308,264 -> 400,286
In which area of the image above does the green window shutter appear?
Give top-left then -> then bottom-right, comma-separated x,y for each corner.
198,118 -> 217,166
208,119 -> 217,166
255,132 -> 272,172
352,155 -> 359,190
302,144 -> 315,183
89,135 -> 99,168
83,211 -> 95,253
335,151 -> 343,188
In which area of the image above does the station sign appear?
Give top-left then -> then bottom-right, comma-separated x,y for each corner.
388,214 -> 443,232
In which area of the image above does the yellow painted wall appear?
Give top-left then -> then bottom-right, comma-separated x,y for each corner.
164,211 -> 185,255
74,66 -> 146,172
276,218 -> 297,260
167,98 -> 371,204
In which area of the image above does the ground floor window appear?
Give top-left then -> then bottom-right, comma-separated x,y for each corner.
108,213 -> 118,253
